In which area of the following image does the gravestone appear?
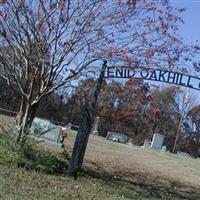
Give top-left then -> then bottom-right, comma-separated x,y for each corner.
143,139 -> 151,149
160,145 -> 167,153
177,151 -> 190,158
127,138 -> 134,146
106,131 -> 128,144
31,117 -> 61,143
67,123 -> 72,129
151,133 -> 164,149
93,116 -> 100,135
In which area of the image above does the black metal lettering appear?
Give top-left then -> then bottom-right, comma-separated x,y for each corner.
149,70 -> 157,81
140,69 -> 149,79
167,72 -> 176,83
116,68 -> 124,77
107,67 -> 115,78
127,68 -> 135,78
179,74 -> 186,86
105,67 -> 200,91
175,73 -> 179,84
186,76 -> 193,88
158,70 -> 167,82
124,68 -> 127,77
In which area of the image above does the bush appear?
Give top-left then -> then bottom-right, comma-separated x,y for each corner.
0,131 -> 69,175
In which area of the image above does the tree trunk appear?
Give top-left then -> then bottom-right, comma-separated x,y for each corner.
16,96 -> 26,126
16,102 -> 39,145
68,61 -> 107,176
28,103 -> 39,127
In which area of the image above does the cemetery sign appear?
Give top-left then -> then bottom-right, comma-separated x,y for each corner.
105,67 -> 200,91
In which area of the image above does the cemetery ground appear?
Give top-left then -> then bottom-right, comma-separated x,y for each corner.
1,115 -> 200,199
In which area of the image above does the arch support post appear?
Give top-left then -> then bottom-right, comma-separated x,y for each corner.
68,61 -> 107,177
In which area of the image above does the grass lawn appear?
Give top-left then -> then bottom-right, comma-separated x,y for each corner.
65,131 -> 200,187
0,164 -> 143,200
0,114 -> 200,199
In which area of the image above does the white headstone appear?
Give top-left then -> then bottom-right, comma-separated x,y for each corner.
106,132 -> 128,144
93,116 -> 100,135
151,133 -> 164,149
67,123 -> 72,129
160,145 -> 167,153
143,139 -> 151,149
177,151 -> 190,158
127,139 -> 134,146
31,117 -> 61,143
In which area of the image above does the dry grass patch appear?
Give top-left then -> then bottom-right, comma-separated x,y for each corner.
64,131 -> 200,197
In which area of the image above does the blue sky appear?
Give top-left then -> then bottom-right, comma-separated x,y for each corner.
167,1 -> 200,104
171,0 -> 200,43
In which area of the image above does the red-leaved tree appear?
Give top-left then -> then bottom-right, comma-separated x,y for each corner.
0,0 -> 191,144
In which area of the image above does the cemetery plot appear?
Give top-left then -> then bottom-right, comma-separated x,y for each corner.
64,131 -> 200,190
1,114 -> 200,198
106,131 -> 128,144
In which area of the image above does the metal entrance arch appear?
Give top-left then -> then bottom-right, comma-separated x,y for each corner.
104,67 -> 200,91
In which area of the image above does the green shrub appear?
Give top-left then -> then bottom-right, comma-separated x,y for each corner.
0,131 -> 69,175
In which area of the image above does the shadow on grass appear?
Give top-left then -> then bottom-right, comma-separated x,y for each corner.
78,164 -> 200,200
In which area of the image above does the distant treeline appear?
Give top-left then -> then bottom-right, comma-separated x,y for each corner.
1,77 -> 200,157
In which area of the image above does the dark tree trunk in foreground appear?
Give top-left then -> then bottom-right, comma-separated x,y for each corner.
68,61 -> 107,176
